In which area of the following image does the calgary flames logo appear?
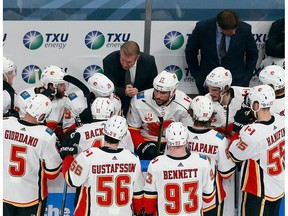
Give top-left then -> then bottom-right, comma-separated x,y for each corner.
145,113 -> 153,122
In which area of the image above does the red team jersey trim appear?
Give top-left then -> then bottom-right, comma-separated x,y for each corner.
242,159 -> 262,197
3,198 -> 39,207
74,186 -> 89,216
128,127 -> 146,148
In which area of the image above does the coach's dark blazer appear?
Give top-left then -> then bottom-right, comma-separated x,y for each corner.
103,50 -> 158,115
185,18 -> 258,93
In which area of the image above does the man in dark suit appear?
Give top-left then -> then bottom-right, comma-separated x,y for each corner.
103,41 -> 158,116
185,9 -> 258,95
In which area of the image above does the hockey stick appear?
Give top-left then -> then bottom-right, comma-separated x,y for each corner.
63,75 -> 91,103
63,75 -> 93,124
3,80 -> 16,116
142,100 -> 164,154
60,182 -> 68,216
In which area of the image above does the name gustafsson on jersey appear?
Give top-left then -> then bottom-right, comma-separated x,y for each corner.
4,130 -> 38,147
92,163 -> 136,174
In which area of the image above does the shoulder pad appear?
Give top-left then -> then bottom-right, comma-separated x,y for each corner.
45,128 -> 54,136
242,125 -> 256,136
20,91 -> 31,100
215,132 -> 225,140
136,91 -> 145,99
68,92 -> 78,101
199,154 -> 207,160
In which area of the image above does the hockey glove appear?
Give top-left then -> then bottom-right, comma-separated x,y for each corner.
232,107 -> 256,132
136,142 -> 157,160
60,130 -> 80,159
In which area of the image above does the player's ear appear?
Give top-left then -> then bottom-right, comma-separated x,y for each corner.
252,101 -> 259,111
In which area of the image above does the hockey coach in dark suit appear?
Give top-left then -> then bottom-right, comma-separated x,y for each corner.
103,40 -> 158,116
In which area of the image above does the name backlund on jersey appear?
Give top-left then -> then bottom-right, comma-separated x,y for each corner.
84,128 -> 104,140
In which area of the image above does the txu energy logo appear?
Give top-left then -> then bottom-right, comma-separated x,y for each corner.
85,31 -> 105,50
23,31 -> 43,50
22,65 -> 42,84
165,65 -> 183,81
83,65 -> 104,81
164,31 -> 184,50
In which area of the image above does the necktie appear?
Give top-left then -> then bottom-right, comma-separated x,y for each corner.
219,33 -> 226,58
125,69 -> 132,86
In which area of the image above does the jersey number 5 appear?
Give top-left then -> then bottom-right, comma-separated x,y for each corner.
165,182 -> 198,214
9,145 -> 27,177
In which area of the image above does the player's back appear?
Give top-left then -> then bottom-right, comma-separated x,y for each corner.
186,127 -> 235,207
144,153 -> 214,216
72,147 -> 143,216
230,113 -> 285,198
3,116 -> 62,205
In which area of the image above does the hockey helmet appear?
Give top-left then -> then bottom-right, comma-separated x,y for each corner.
25,94 -> 52,123
205,67 -> 232,90
165,122 -> 188,147
87,73 -> 114,97
91,97 -> 115,120
247,85 -> 275,110
259,65 -> 285,91
153,70 -> 179,100
104,115 -> 128,141
40,65 -> 67,89
190,96 -> 214,121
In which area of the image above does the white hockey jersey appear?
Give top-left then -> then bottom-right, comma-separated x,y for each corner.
143,153 -> 215,216
127,89 -> 193,143
270,95 -> 285,116
206,86 -> 250,128
63,90 -> 122,130
15,86 -> 67,125
187,127 -> 236,209
66,147 -> 144,216
229,114 -> 285,200
3,117 -> 62,206
3,90 -> 12,115
75,120 -> 134,153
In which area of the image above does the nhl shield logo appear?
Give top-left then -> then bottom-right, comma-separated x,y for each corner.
145,113 -> 153,122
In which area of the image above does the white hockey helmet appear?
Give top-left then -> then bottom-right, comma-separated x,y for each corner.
91,97 -> 115,120
25,94 -> 52,123
87,73 -> 114,97
205,67 -> 232,90
190,96 -> 214,121
165,122 -> 188,147
104,115 -> 128,141
259,65 -> 285,91
40,65 -> 67,89
153,70 -> 179,99
247,85 -> 275,110
3,57 -> 17,81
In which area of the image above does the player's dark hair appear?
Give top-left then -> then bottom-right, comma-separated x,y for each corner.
104,134 -> 119,144
275,87 -> 285,95
216,9 -> 239,30
193,120 -> 210,128
120,41 -> 140,56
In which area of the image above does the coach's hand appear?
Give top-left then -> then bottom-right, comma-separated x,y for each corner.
136,142 -> 157,160
60,130 -> 80,159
